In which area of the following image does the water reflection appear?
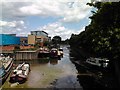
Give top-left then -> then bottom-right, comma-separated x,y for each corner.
2,45 -> 82,89
14,58 -> 59,65
69,47 -> 115,89
50,59 -> 58,65
69,49 -> 97,89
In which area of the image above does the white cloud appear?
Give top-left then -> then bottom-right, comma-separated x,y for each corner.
17,31 -> 30,37
1,0 -> 92,23
0,21 -> 16,27
37,22 -> 84,40
0,0 -> 91,39
0,20 -> 28,35
0,20 -> 25,28
61,2 -> 91,23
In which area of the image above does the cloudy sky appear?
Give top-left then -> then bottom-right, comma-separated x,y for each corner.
0,0 -> 93,40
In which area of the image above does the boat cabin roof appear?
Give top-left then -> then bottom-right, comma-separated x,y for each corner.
51,48 -> 58,51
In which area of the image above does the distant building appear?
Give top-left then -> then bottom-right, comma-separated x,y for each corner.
28,35 -> 36,45
31,31 -> 48,37
28,31 -> 49,47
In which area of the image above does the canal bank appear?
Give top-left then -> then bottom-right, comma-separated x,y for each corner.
1,45 -> 82,89
69,47 -> 118,88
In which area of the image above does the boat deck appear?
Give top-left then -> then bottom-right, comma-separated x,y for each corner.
3,59 -> 12,69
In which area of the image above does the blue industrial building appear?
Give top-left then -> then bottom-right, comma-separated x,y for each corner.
0,34 -> 20,46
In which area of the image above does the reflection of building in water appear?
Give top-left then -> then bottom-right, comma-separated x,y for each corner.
50,59 -> 58,65
38,59 -> 49,64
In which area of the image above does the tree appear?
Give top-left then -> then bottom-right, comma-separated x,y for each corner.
75,2 -> 120,60
69,2 -> 120,87
51,36 -> 62,48
52,36 -> 62,44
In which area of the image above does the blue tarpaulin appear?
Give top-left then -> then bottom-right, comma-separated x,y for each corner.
0,34 -> 20,45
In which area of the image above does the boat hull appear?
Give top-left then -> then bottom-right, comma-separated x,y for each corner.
85,58 -> 110,73
9,75 -> 27,84
85,62 -> 110,73
50,48 -> 63,59
0,59 -> 13,85
50,51 -> 58,58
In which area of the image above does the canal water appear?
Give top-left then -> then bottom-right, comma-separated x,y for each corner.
2,45 -> 83,89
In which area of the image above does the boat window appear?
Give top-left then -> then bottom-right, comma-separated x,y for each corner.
13,71 -> 17,74
59,49 -> 63,51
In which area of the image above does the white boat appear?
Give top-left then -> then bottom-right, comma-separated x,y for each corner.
9,62 -> 30,84
86,57 -> 109,68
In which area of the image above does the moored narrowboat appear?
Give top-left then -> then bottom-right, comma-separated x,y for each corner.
85,57 -> 109,72
50,48 -> 58,58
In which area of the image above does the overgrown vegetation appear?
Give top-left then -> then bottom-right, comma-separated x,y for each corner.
69,2 -> 120,61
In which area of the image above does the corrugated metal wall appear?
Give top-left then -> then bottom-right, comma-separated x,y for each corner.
0,34 -> 20,45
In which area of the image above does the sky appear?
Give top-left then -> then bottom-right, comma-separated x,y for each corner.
0,0 -> 93,40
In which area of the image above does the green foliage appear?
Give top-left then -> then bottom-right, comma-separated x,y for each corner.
34,43 -> 40,48
61,39 -> 69,44
44,41 -> 50,46
69,34 -> 79,47
52,36 -> 62,44
69,2 -> 120,60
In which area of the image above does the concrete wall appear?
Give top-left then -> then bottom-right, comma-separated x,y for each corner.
15,51 -> 38,60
